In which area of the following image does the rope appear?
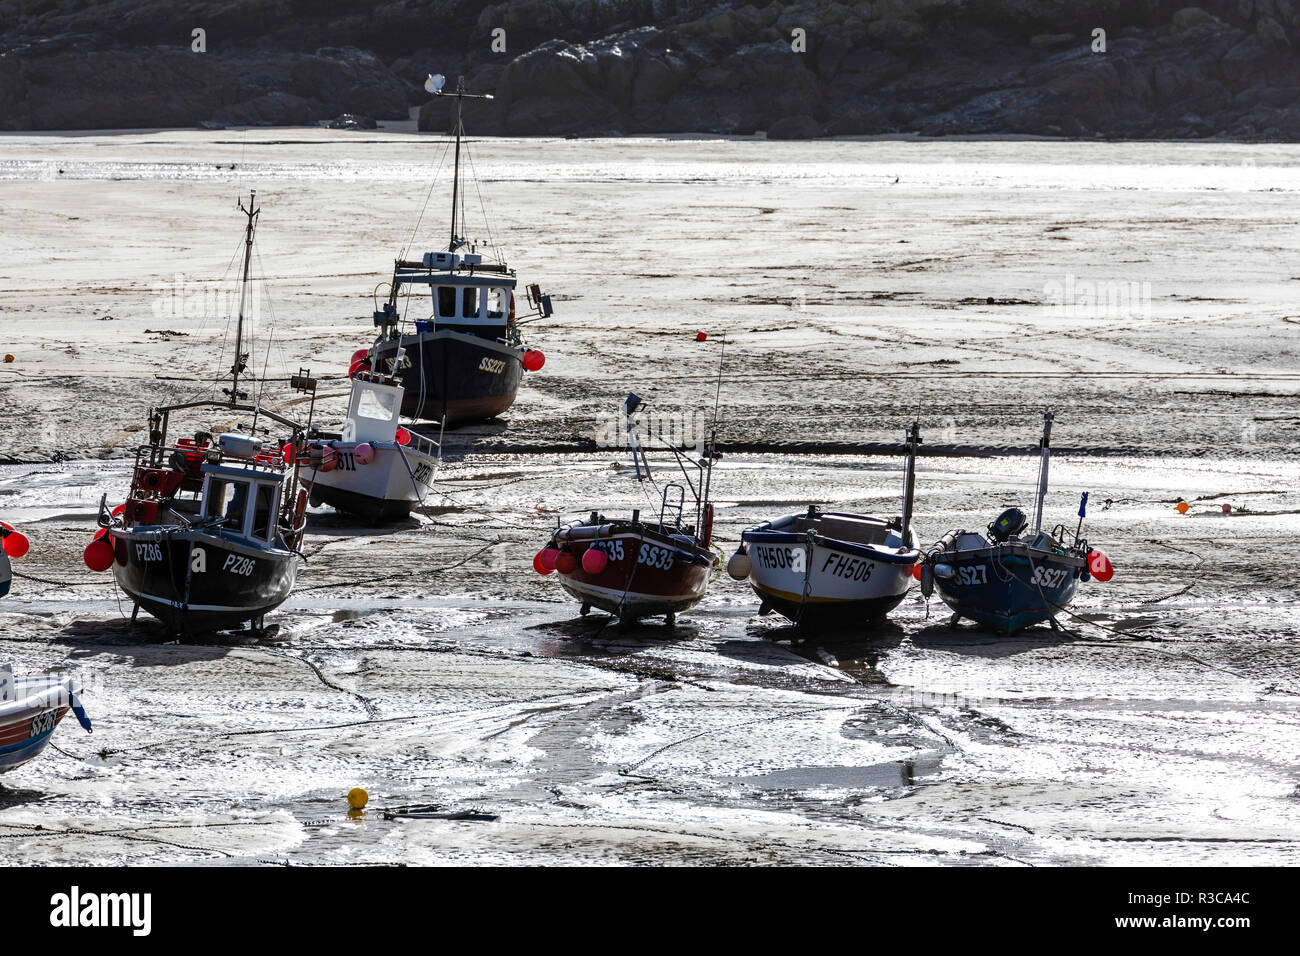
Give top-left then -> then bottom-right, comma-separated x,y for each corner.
293,538 -> 502,591
10,569 -> 107,588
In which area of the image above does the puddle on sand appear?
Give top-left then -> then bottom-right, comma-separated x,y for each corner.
736,756 -> 944,792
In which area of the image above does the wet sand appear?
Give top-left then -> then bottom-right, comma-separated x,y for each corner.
0,131 -> 1297,864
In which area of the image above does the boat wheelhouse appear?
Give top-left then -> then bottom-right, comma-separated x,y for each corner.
307,370 -> 440,523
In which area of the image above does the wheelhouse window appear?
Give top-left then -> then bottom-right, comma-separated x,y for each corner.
437,286 -> 456,318
462,286 -> 480,319
251,483 -> 278,541
356,386 -> 398,421
202,478 -> 229,519
487,288 -> 505,319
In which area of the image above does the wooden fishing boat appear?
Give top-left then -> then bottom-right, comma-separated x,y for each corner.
921,411 -> 1113,634
360,75 -> 553,425
731,422 -> 923,627
0,666 -> 92,773
88,193 -> 316,635
535,393 -> 719,627
306,369 -> 440,523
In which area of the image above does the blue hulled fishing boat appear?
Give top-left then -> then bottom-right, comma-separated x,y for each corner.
921,411 -> 1112,634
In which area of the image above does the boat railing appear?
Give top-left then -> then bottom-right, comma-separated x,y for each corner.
401,430 -> 439,459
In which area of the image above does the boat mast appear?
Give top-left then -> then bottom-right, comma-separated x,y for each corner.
229,190 -> 259,407
1033,409 -> 1054,533
900,419 -> 920,541
448,82 -> 462,252
429,75 -> 493,253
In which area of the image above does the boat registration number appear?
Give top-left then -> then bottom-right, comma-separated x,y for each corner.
638,543 -> 674,570
591,540 -> 625,561
755,545 -> 806,572
135,542 -> 163,562
413,462 -> 434,486
222,554 -> 256,576
30,709 -> 56,738
335,451 -> 356,471
1031,566 -> 1069,589
478,357 -> 506,375
953,565 -> 987,586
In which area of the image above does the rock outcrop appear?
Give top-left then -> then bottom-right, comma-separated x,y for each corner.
3,0 -> 1300,138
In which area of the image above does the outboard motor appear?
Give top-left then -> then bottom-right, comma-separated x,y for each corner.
988,507 -> 1028,543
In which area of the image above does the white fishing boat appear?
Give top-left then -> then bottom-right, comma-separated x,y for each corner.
0,665 -> 92,773
730,421 -> 923,627
305,369 -> 440,523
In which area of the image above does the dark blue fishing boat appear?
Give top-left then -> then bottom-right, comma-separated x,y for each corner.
921,411 -> 1110,634
363,75 -> 553,426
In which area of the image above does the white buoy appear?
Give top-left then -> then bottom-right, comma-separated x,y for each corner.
726,551 -> 752,580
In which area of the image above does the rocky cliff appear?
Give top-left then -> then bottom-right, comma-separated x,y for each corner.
2,0 -> 1299,137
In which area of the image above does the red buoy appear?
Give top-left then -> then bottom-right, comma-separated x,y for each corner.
696,332 -> 707,342
910,562 -> 923,581
581,548 -> 608,574
395,427 -> 411,446
1087,550 -> 1114,582
521,350 -> 545,372
554,551 -> 577,574
351,348 -> 369,365
1,529 -> 29,558
534,548 -> 559,574
84,537 -> 114,572
348,359 -> 370,378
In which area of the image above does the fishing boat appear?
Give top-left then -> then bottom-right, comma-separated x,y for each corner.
86,193 -> 316,635
359,74 -> 553,425
920,410 -> 1113,634
305,367 -> 440,523
534,393 -> 719,627
729,421 -> 923,627
0,665 -> 92,773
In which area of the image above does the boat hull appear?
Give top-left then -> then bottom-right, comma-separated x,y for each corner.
0,675 -> 89,774
553,527 -> 716,622
374,330 -> 522,425
0,704 -> 68,773
741,514 -> 919,627
931,545 -> 1082,634
111,527 -> 300,634
308,442 -> 437,523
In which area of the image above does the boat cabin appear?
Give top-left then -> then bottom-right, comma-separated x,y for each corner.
343,376 -> 404,444
389,252 -> 517,339
199,461 -> 286,544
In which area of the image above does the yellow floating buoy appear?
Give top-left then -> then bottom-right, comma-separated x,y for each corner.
347,787 -> 369,810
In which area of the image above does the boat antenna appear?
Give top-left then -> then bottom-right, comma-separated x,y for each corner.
697,333 -> 727,537
1033,408 -> 1054,533
900,418 -> 921,543
227,190 -> 259,407
427,74 -> 493,253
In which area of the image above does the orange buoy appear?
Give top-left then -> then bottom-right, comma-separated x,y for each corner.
1175,501 -> 1190,515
